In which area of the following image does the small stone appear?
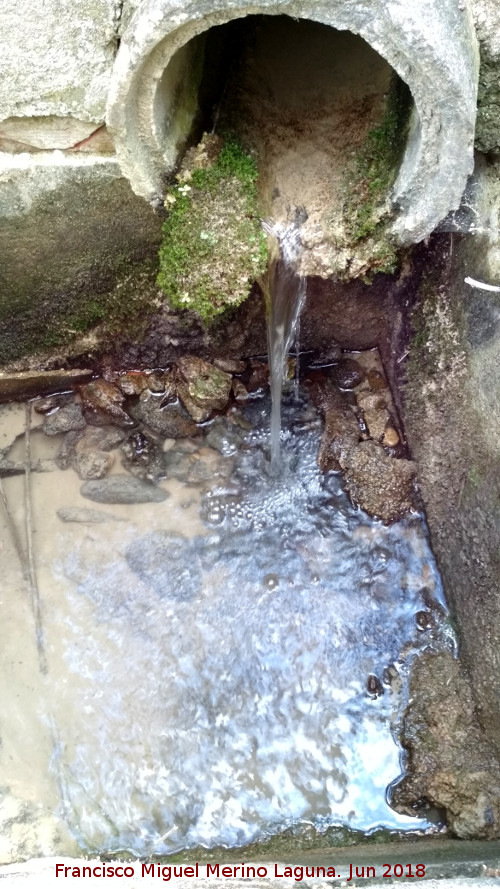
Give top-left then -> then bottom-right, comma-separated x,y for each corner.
43,402 -> 86,435
330,358 -> 365,389
186,447 -> 232,483
367,674 -> 384,697
129,397 -> 198,438
232,379 -> 249,401
78,425 -> 126,452
158,374 -> 177,404
121,431 -> 166,483
83,406 -> 119,427
56,430 -> 82,469
81,380 -> 132,426
344,440 -> 416,523
383,427 -> 400,447
72,446 -> 114,480
364,407 -> 390,442
147,373 -> 166,394
205,420 -> 243,456
116,373 -> 149,397
214,358 -> 247,374
57,426 -> 125,471
81,476 -> 169,504
383,665 -> 400,687
416,610 -> 433,631
357,390 -> 387,412
57,507 -> 125,524
176,356 -> 232,422
263,573 -> 280,590
367,369 -> 388,391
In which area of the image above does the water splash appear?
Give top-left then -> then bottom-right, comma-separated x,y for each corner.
262,220 -> 306,474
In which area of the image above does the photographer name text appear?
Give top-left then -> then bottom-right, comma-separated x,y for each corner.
55,861 -> 427,881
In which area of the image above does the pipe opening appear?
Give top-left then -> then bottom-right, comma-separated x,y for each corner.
154,15 -> 414,279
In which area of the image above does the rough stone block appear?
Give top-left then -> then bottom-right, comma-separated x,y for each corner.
0,0 -> 121,124
0,152 -> 162,363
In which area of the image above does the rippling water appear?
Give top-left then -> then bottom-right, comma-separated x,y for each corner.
0,388 -> 451,859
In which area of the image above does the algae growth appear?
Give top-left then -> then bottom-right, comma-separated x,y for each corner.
157,136 -> 267,324
343,78 -> 412,277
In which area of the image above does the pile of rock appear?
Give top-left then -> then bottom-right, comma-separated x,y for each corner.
31,356 -> 254,505
307,356 -> 416,524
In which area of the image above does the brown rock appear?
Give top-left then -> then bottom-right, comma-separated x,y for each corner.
129,396 -> 198,438
383,426 -> 400,447
116,373 -> 149,397
232,379 -> 249,401
364,407 -> 390,441
310,379 -> 360,471
147,373 -> 166,394
356,390 -> 386,411
366,674 -> 384,697
176,356 -> 232,423
367,368 -> 387,391
157,373 -> 177,405
81,380 -> 132,427
390,651 -> 500,839
214,358 -> 247,374
344,440 -> 416,523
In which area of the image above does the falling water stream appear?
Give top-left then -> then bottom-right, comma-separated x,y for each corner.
263,221 -> 307,474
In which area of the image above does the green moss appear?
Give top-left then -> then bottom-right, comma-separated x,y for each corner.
348,78 -> 412,244
475,48 -> 500,154
157,137 -> 267,324
334,78 -> 413,281
0,255 -> 160,363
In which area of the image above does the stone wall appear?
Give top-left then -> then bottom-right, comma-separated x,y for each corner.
0,0 -> 120,134
396,158 -> 500,759
472,0 -> 500,153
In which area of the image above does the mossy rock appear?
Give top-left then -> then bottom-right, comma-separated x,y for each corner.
157,136 -> 267,324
